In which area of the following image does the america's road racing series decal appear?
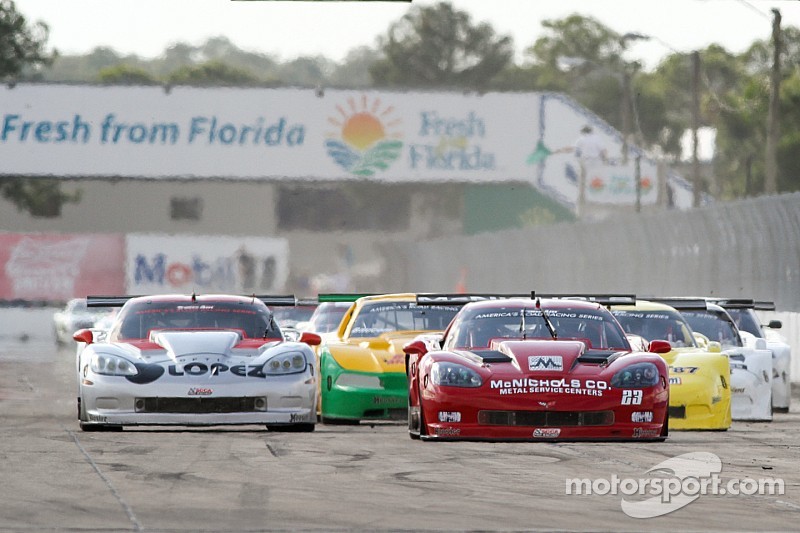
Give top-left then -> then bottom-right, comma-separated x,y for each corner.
490,377 -> 609,396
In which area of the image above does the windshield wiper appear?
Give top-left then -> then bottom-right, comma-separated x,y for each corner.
536,298 -> 558,339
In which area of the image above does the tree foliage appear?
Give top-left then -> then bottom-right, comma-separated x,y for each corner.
0,0 -> 79,217
0,0 -> 53,79
167,59 -> 260,86
369,1 -> 513,89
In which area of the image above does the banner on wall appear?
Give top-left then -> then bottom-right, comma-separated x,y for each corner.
0,233 -> 125,301
126,234 -> 289,295
1,84 -> 693,208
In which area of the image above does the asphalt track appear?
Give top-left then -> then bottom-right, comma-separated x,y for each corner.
1,342 -> 798,532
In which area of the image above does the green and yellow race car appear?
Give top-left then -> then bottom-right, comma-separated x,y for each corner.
611,300 -> 731,430
317,293 -> 463,424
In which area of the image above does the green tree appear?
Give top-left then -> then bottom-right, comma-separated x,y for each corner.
98,64 -> 158,85
369,1 -> 513,89
0,0 -> 80,217
329,46 -> 382,87
0,0 -> 53,79
167,59 -> 260,86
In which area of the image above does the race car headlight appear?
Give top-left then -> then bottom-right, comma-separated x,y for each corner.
430,362 -> 482,388
90,353 -> 138,376
611,362 -> 660,388
335,373 -> 383,389
263,352 -> 307,375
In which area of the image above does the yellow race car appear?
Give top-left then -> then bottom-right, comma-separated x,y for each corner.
316,293 -> 463,424
611,300 -> 731,430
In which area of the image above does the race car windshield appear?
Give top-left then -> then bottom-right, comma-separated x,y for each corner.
271,305 -> 317,328
611,310 -> 697,347
115,301 -> 281,340
682,310 -> 742,347
349,302 -> 460,338
447,306 -> 630,350
725,308 -> 763,338
306,303 -> 349,333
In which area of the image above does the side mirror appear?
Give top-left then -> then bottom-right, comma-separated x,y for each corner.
648,339 -> 673,354
299,331 -> 321,346
73,329 -> 94,345
766,320 -> 782,329
707,341 -> 722,353
403,339 -> 429,357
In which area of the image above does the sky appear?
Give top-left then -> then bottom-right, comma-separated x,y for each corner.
16,0 -> 800,71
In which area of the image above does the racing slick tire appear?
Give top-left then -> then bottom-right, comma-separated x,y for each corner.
409,382 -> 428,440
657,410 -> 669,441
320,417 -> 360,425
266,423 -> 315,432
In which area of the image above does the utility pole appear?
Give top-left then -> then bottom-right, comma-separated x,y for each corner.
765,8 -> 781,195
691,50 -> 701,208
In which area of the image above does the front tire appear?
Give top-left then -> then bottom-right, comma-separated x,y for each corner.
267,423 -> 315,432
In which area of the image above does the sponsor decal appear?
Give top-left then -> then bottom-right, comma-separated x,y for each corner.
372,396 -> 402,405
438,411 -> 462,423
383,354 -> 404,365
88,414 -> 108,422
621,390 -> 643,405
528,355 -> 564,372
533,428 -> 561,438
490,378 -> 608,397
731,387 -> 746,394
188,387 -> 213,396
631,411 -> 654,423
434,427 -> 461,437
168,363 -> 267,378
669,377 -> 682,385
632,428 -> 661,439
290,413 -> 312,423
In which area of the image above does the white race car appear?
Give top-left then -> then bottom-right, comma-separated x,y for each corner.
654,298 -> 773,422
74,294 -> 321,432
713,299 -> 791,412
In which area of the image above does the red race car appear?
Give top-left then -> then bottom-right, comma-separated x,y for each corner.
404,295 -> 670,441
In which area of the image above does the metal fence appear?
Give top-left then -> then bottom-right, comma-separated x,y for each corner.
390,192 -> 800,312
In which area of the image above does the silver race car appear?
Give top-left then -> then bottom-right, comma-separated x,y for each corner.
74,294 -> 321,432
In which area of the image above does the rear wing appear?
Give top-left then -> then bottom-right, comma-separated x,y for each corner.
317,293 -> 378,303
645,297 -> 709,311
86,296 -> 142,307
536,294 -> 636,307
415,293 -> 531,305
706,298 -> 755,309
708,298 -> 777,312
754,301 -> 776,311
87,294 -> 299,307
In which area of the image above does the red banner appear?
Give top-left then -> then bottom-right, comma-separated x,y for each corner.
0,233 -> 125,301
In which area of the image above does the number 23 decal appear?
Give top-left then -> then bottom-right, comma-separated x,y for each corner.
621,390 -> 643,405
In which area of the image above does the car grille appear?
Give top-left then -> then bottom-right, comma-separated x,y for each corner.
135,396 -> 267,414
477,410 -> 614,427
668,406 -> 686,419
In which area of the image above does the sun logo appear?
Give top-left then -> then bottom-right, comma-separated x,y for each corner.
325,95 -> 403,177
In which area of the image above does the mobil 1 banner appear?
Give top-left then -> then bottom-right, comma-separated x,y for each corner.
126,233 -> 288,295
